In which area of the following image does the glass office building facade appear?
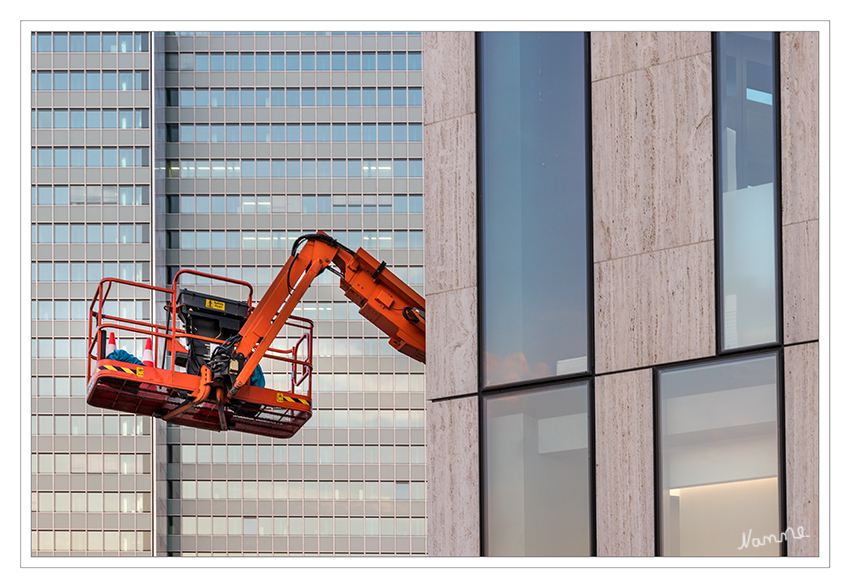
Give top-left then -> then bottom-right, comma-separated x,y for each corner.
30,31 -> 154,556
31,30 -> 427,556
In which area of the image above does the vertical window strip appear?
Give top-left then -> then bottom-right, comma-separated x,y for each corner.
714,32 -> 782,352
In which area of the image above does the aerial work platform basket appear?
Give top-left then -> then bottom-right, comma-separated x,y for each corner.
85,269 -> 313,439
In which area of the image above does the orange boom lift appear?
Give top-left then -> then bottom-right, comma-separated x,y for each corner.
85,232 -> 426,439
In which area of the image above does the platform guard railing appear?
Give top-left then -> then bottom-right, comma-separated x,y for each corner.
86,270 -> 313,399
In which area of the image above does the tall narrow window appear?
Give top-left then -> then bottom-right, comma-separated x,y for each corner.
483,381 -> 592,556
657,353 -> 783,556
715,32 -> 781,351
479,32 -> 590,388
479,32 -> 593,557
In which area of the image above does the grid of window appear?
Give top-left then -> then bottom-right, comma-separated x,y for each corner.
165,52 -> 422,72
166,122 -> 421,143
160,30 -> 426,556
33,224 -> 150,244
32,531 -> 152,553
32,185 -> 150,206
33,32 -> 149,53
163,158 -> 422,179
33,108 -> 150,129
163,88 -> 422,108
33,147 -> 150,168
165,194 -> 422,215
31,30 -> 153,557
32,262 -> 151,283
33,70 -> 150,91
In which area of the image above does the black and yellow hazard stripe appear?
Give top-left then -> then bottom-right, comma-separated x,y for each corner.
276,392 -> 311,408
99,364 -> 145,378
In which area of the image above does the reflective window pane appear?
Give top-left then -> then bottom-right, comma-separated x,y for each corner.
658,354 -> 781,556
483,381 -> 591,556
716,32 -> 780,350
479,32 -> 589,387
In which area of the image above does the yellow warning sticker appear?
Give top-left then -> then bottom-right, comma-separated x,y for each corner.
275,392 -> 311,407
205,299 -> 225,311
98,364 -> 146,378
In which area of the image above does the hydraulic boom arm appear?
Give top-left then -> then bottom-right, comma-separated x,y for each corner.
211,232 -> 426,399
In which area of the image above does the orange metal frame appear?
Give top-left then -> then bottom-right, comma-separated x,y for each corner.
85,270 -> 314,439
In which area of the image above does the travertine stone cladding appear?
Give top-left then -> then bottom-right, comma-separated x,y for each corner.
783,220 -> 818,345
595,369 -> 655,556
423,32 -> 480,555
423,113 -> 477,296
780,32 -> 819,345
423,32 -> 476,126
591,31 -> 711,81
784,342 -> 819,557
423,32 -> 478,400
426,395 -> 480,556
425,288 -> 477,402
591,32 -> 715,373
592,39 -> 713,262
595,242 -> 715,374
780,32 -> 819,226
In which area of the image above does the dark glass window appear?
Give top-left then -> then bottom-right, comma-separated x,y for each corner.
165,124 -> 180,143
657,353 -> 782,556
479,32 -> 590,387
135,33 -> 149,52
483,381 -> 592,556
715,32 -> 781,351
